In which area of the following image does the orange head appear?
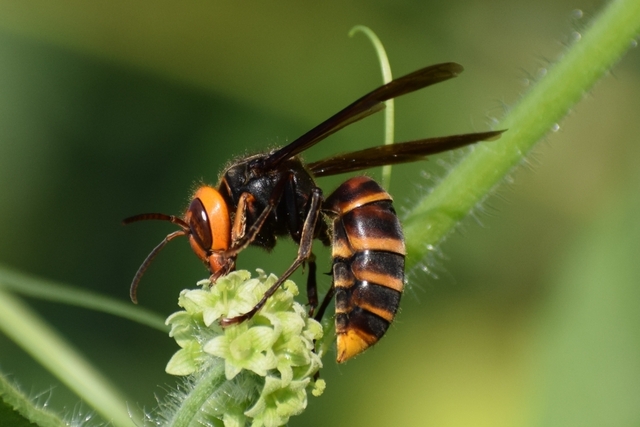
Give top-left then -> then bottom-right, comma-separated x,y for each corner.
123,186 -> 233,303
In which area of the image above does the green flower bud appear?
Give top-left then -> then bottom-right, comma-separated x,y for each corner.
163,270 -> 325,427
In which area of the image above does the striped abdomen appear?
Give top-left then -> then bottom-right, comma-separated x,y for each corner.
323,176 -> 405,363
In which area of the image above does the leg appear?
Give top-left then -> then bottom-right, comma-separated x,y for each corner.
306,253 -> 318,316
220,187 -> 323,326
224,171 -> 292,258
225,192 -> 271,257
230,192 -> 253,244
314,282 -> 335,322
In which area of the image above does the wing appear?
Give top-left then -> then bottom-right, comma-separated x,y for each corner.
307,130 -> 504,177
256,62 -> 464,172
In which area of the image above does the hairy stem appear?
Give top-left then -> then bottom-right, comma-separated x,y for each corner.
403,0 -> 640,269
167,362 -> 226,427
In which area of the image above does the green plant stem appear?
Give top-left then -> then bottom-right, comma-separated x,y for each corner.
168,361 -> 226,427
0,374 -> 67,427
0,289 -> 135,427
0,264 -> 167,332
403,0 -> 640,269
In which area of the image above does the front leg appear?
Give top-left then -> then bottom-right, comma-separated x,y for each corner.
229,192 -> 254,247
220,187 -> 324,326
206,191 -> 263,284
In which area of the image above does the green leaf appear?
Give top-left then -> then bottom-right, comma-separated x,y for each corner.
0,264 -> 166,332
0,290 -> 134,426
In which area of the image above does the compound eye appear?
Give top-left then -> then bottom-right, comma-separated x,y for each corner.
187,197 -> 213,251
188,186 -> 231,253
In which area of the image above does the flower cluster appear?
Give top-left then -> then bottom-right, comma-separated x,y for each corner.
165,270 -> 325,427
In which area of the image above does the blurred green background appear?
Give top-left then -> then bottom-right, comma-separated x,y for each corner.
0,0 -> 639,426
